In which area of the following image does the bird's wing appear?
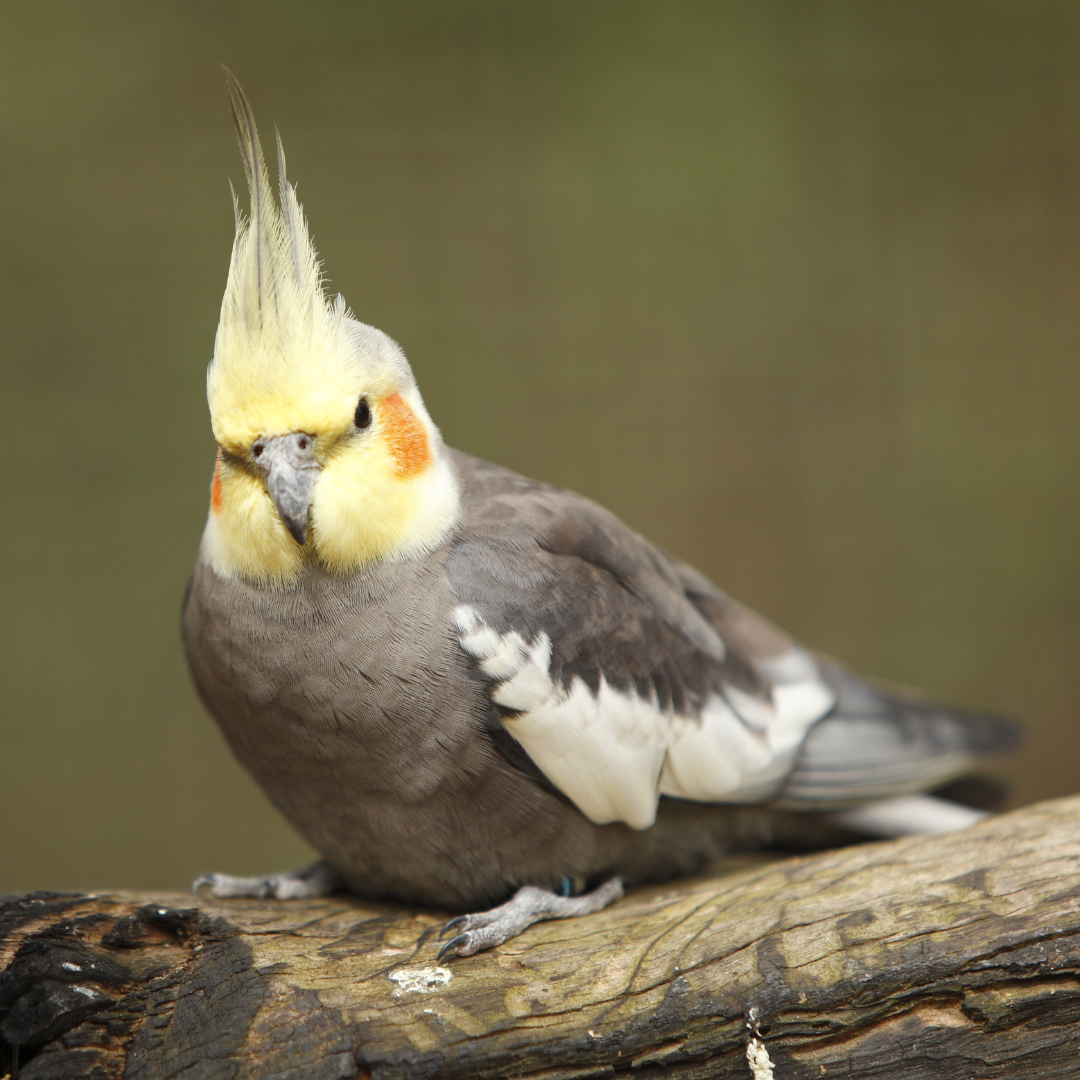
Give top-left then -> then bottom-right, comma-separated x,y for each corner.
445,454 -> 837,829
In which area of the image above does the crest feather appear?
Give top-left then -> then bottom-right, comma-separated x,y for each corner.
218,68 -> 331,353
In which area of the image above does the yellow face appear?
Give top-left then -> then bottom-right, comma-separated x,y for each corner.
203,354 -> 460,587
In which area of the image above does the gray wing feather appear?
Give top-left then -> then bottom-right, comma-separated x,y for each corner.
446,452 -> 836,826
448,452 -> 791,714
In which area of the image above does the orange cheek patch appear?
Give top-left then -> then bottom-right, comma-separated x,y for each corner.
380,393 -> 431,476
211,449 -> 224,512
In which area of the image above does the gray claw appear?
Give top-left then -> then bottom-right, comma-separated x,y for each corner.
190,874 -> 213,894
437,933 -> 474,961
439,915 -> 469,939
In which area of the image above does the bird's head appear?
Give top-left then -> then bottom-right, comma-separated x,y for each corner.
202,76 -> 459,586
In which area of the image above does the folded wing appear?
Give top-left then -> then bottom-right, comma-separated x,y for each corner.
447,453 -> 1017,830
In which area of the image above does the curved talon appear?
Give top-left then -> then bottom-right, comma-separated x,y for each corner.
437,933 -> 474,961
190,874 -> 212,894
439,915 -> 469,939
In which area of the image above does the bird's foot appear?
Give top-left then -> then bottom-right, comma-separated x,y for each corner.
191,859 -> 341,900
437,876 -> 624,960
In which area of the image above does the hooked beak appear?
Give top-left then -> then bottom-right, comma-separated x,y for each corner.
251,432 -> 321,544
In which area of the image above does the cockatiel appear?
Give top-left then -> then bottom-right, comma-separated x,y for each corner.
184,76 -> 1018,959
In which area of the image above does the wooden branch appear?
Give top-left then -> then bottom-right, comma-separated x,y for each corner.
4,796 -> 1080,1080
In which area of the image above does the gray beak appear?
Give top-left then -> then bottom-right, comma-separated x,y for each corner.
252,432 -> 321,544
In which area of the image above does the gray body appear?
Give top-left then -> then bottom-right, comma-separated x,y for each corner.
184,450 -> 1014,910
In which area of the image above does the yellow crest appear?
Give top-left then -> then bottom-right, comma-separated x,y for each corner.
209,71 -> 413,452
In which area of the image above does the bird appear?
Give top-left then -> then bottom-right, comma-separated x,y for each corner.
184,74 -> 1019,960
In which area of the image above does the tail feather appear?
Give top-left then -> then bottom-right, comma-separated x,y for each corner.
778,659 -> 1021,811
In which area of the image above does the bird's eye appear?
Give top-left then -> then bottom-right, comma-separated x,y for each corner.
354,397 -> 371,430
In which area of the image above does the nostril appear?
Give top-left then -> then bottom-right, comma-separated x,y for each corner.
298,437 -> 308,450
253,444 -> 264,458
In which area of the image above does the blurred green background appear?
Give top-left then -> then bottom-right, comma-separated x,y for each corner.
2,1 -> 1078,893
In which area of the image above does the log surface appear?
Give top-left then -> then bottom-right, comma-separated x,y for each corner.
3,796 -> 1080,1080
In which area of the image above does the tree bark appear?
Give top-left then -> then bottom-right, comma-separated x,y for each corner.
3,796 -> 1080,1080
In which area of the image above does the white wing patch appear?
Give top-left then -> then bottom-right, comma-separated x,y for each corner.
452,605 -> 835,830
